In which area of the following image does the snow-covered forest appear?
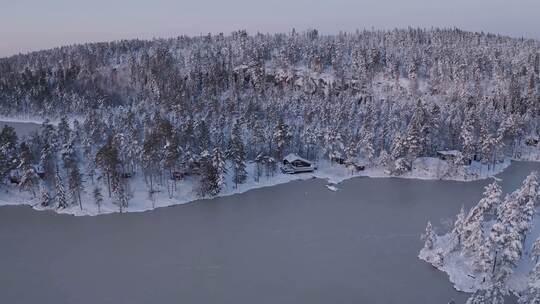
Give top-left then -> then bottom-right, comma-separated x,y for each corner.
420,173 -> 540,303
1,28 -> 540,214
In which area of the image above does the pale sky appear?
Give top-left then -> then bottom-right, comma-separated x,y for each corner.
1,0 -> 540,57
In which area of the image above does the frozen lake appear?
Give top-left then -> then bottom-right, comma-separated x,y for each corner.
1,160 -> 535,303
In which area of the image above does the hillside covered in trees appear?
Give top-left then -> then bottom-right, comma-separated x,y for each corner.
1,28 -> 540,213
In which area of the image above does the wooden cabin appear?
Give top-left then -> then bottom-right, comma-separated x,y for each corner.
437,150 -> 475,165
526,137 -> 539,147
281,154 -> 316,174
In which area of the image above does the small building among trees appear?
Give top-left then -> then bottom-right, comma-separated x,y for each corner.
436,150 -> 476,165
437,150 -> 462,161
526,137 -> 539,147
281,154 -> 316,174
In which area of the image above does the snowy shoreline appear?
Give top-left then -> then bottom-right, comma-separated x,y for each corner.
418,171 -> 540,302
0,157 -> 514,217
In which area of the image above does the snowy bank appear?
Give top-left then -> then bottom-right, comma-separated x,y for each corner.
0,157 -> 516,217
419,174 -> 540,299
420,215 -> 540,295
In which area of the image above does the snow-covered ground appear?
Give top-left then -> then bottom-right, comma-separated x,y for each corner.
418,171 -> 540,296
0,116 -> 83,127
419,215 -> 540,294
0,156 -> 516,216
0,116 -> 50,125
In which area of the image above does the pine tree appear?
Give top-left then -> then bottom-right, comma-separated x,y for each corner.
491,192 -> 524,283
474,240 -> 492,273
61,137 -> 77,173
466,284 -> 505,304
40,185 -> 51,207
404,103 -> 425,165
112,176 -> 128,213
532,238 -> 540,265
197,120 -> 211,153
514,172 -> 538,236
254,153 -> 264,182
212,147 -> 227,190
519,288 -> 540,304
451,206 -> 466,251
95,136 -> 120,198
376,150 -> 391,169
273,118 -> 292,159
466,289 -> 487,304
0,125 -> 18,183
68,165 -> 84,210
325,129 -> 344,163
163,134 -> 181,198
55,169 -> 68,209
460,112 -> 476,165
93,186 -> 103,214
523,258 -> 540,304
40,143 -> 56,187
18,142 -> 39,196
344,138 -> 358,161
57,116 -> 71,145
228,121 -> 247,188
19,166 -> 39,197
462,182 -> 502,248
421,221 -> 436,250
390,133 -> 405,158
480,123 -> 495,170
197,150 -> 220,197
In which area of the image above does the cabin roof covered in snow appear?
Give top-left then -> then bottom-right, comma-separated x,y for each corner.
283,153 -> 311,164
437,150 -> 462,156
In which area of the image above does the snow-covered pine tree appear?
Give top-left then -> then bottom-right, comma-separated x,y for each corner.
40,185 -> 51,207
421,221 -> 436,250
163,135 -> 181,198
0,125 -> 18,183
253,153 -> 264,182
212,147 -> 227,190
390,133 -> 405,160
55,169 -> 68,209
520,245 -> 540,304
531,238 -> 540,267
404,101 -> 425,165
513,172 -> 539,236
17,142 -> 39,197
519,288 -> 540,304
465,289 -> 487,304
18,165 -> 39,197
228,121 -> 247,188
474,240 -> 492,273
68,165 -> 84,210
376,150 -> 391,169
462,182 -> 502,246
273,118 -> 292,160
40,142 -> 56,187
466,284 -> 505,304
57,116 -> 71,146
460,112 -> 476,165
197,150 -> 220,197
93,186 -> 103,214
344,139 -> 359,174
488,174 -> 539,281
480,122 -> 496,170
450,206 -> 466,251
112,176 -> 128,213
95,136 -> 120,198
